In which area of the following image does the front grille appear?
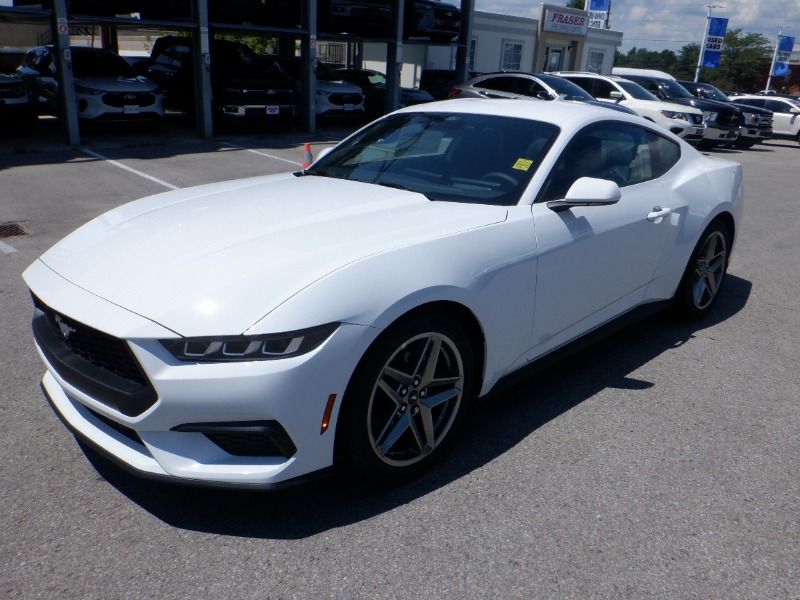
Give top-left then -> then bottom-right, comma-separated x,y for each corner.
329,93 -> 361,106
0,85 -> 25,98
206,432 -> 286,457
689,113 -> 704,125
85,405 -> 143,446
31,294 -> 158,417
101,92 -> 156,108
716,111 -> 743,127
172,421 -> 297,458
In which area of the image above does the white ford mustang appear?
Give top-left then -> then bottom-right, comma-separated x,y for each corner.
24,99 -> 743,487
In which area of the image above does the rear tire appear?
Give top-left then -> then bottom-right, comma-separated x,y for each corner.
734,138 -> 755,149
674,220 -> 732,319
336,312 -> 475,483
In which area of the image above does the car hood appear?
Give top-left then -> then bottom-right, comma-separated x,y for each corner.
38,174 -> 507,336
74,76 -> 158,92
317,79 -> 362,94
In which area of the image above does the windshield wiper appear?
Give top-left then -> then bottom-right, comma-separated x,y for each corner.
294,168 -> 329,177
373,180 -> 433,201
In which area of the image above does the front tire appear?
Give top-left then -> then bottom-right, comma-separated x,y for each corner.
674,221 -> 732,319
336,313 -> 476,482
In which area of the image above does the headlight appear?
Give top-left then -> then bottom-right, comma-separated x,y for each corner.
660,110 -> 687,120
743,112 -> 758,126
702,111 -> 718,123
161,323 -> 339,362
74,84 -> 103,95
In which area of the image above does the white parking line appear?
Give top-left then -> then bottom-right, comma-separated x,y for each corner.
82,149 -> 179,190
0,240 -> 18,254
220,142 -> 301,166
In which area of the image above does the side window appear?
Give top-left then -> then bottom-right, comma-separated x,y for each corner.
766,100 -> 790,113
538,123 -> 681,202
591,79 -> 617,99
567,77 -> 595,96
478,76 -> 513,93
518,79 -> 547,97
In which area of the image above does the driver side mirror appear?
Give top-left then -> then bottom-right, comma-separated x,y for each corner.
536,90 -> 555,100
790,107 -> 800,115
609,91 -> 623,102
547,177 -> 621,212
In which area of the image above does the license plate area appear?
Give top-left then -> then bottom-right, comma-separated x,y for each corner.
266,105 -> 280,115
123,105 -> 140,115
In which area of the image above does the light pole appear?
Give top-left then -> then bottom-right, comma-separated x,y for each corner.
765,26 -> 789,93
694,4 -> 725,83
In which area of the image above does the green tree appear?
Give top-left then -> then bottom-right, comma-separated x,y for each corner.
565,0 -> 585,8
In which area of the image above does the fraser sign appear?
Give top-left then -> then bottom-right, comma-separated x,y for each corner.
543,9 -> 589,36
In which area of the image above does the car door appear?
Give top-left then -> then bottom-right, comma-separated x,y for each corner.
529,121 -> 681,354
764,99 -> 800,136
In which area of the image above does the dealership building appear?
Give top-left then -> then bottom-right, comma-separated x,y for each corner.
363,3 -> 623,88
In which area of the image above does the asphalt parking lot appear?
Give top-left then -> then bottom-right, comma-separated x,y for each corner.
1,130 -> 798,599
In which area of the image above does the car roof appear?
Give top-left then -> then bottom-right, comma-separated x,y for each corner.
394,97 -> 644,130
550,71 -> 634,83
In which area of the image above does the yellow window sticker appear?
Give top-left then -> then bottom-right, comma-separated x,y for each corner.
512,158 -> 533,171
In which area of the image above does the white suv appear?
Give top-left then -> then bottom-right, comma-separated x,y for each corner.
730,95 -> 800,146
552,71 -> 705,143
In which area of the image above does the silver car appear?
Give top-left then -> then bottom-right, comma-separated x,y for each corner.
449,72 -> 639,116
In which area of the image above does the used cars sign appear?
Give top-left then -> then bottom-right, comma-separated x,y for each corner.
543,8 -> 589,35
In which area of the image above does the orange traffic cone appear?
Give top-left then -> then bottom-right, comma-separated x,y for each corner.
301,143 -> 313,169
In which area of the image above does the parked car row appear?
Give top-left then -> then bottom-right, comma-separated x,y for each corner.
444,68 -> 787,150
11,0 -> 462,42
8,36 -> 439,128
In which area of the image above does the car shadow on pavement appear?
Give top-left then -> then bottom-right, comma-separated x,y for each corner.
82,275 -> 752,540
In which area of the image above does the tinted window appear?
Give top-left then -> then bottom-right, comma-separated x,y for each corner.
308,112 -> 560,206
536,74 -> 594,101
765,99 -> 794,113
565,76 -> 595,95
734,98 -> 766,108
478,76 -> 515,92
539,122 -> 681,202
72,50 -> 134,77
591,79 -> 618,99
616,79 -> 659,101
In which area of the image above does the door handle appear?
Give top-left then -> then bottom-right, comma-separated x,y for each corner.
647,206 -> 671,221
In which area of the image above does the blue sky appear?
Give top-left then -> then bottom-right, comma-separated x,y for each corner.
476,0 -> 799,52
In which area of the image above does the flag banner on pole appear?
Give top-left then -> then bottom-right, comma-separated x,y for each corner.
702,17 -> 728,68
772,36 -> 796,77
587,0 -> 610,30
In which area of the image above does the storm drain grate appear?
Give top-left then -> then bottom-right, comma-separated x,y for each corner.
0,222 -> 28,238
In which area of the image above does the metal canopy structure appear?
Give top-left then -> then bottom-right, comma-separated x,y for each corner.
0,1 -> 473,145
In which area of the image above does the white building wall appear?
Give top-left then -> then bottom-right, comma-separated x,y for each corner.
363,43 -> 426,88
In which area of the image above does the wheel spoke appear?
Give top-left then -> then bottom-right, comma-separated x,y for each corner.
421,387 -> 459,409
419,337 -> 442,387
428,375 -> 462,387
705,234 -> 718,260
693,278 -> 708,306
383,365 -> 413,386
706,271 -> 719,295
418,406 -> 435,452
377,378 -> 402,406
374,406 -> 401,445
378,412 -> 411,455
408,414 -> 427,453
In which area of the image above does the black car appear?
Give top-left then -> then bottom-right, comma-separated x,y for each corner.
333,68 -> 432,116
678,80 -> 773,148
0,73 -> 35,132
405,0 -> 460,42
615,71 -> 742,148
144,36 -> 298,126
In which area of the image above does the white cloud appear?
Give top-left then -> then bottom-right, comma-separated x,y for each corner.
475,0 -> 800,50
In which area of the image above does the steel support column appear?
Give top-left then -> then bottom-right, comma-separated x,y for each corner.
385,0 -> 404,114
52,0 -> 80,145
301,0 -> 317,133
455,0 -> 474,84
193,0 -> 213,138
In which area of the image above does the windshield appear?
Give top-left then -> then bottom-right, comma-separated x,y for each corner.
306,112 -> 560,206
537,74 -> 594,101
696,83 -> 729,102
661,79 -> 694,98
616,80 -> 658,101
72,50 -> 134,78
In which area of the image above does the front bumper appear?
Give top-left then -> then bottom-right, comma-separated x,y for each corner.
78,92 -> 164,121
24,260 -> 370,487
220,103 -> 296,120
739,126 -> 772,141
702,125 -> 739,142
